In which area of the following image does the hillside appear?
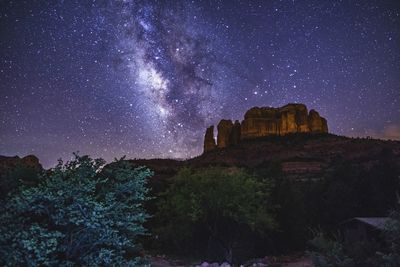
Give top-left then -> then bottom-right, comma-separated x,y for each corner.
192,133 -> 400,178
118,134 -> 400,185
1,134 -> 400,263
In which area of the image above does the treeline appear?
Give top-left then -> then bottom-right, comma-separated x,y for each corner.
0,148 -> 399,265
145,151 -> 399,263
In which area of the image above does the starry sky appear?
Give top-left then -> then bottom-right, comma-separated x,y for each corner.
1,0 -> 399,167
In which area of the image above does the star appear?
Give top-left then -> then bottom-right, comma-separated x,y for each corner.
0,0 -> 399,167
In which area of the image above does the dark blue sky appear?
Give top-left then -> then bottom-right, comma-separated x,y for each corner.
1,0 -> 399,167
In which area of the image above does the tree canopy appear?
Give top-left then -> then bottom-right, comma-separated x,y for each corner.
0,154 -> 152,266
156,167 -> 276,262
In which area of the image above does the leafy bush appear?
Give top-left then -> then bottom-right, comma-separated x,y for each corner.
308,231 -> 355,267
308,204 -> 400,267
155,167 -> 276,263
0,154 -> 152,266
379,208 -> 400,266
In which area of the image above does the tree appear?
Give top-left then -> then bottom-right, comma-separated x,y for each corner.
156,167 -> 276,263
0,154 -> 152,266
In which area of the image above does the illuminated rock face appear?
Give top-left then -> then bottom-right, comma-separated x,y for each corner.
308,109 -> 328,133
230,120 -> 241,145
203,126 -> 216,153
217,119 -> 234,148
241,103 -> 327,139
203,103 -> 329,153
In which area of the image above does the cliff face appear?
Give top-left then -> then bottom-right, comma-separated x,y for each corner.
204,126 -> 216,153
217,119 -> 234,148
203,103 -> 328,153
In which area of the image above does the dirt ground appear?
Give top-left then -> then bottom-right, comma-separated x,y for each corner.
149,254 -> 313,267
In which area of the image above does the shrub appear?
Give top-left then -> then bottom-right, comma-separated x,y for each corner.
155,167 -> 276,263
308,204 -> 400,267
379,208 -> 400,266
0,154 -> 152,266
308,231 -> 354,267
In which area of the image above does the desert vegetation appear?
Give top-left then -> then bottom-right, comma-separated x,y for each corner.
0,155 -> 152,266
0,139 -> 399,266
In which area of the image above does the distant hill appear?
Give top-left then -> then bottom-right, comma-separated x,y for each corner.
112,133 -> 400,191
2,133 -> 399,192
192,133 -> 400,177
0,155 -> 42,198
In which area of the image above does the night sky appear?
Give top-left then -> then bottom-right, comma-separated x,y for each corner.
1,0 -> 399,167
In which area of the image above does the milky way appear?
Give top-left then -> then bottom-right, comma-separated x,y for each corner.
1,0 -> 399,167
116,1 -> 227,158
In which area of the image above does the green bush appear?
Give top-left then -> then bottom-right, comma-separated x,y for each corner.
308,205 -> 400,267
380,208 -> 400,266
308,231 -> 355,267
0,154 -> 152,266
155,167 -> 276,263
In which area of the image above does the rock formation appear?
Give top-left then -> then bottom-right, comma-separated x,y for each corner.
217,119 -> 234,148
203,103 -> 329,153
0,155 -> 42,175
308,109 -> 328,133
204,126 -> 217,152
230,120 -> 241,145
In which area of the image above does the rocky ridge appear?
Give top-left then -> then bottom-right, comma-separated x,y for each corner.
204,103 -> 328,153
0,155 -> 42,176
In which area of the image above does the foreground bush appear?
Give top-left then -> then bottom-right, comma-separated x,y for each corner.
308,231 -> 355,267
0,154 -> 152,266
156,167 -> 276,263
308,205 -> 400,267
